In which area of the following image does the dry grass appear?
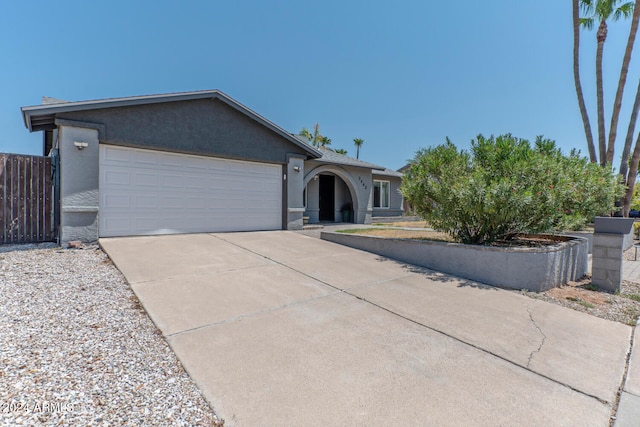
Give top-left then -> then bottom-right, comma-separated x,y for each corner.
530,277 -> 640,326
342,228 -> 563,247
372,221 -> 429,228
339,228 -> 453,242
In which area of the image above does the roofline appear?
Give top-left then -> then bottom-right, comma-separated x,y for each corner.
20,90 -> 322,158
313,157 -> 386,171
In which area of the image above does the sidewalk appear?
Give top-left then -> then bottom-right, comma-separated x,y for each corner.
618,250 -> 640,426
623,254 -> 640,284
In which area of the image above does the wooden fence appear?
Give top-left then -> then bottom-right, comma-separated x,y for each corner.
0,153 -> 55,244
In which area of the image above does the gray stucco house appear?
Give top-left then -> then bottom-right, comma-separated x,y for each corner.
21,90 -> 403,244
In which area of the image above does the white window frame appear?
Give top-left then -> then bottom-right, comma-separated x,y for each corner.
373,180 -> 390,209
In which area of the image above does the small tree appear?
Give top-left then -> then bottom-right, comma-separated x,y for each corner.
300,123 -> 323,147
401,134 -> 623,245
353,138 -> 364,159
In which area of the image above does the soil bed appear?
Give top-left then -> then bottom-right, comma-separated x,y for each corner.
343,228 -> 566,247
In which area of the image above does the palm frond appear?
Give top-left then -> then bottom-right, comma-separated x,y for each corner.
613,1 -> 635,20
580,16 -> 594,29
300,128 -> 313,142
580,0 -> 594,15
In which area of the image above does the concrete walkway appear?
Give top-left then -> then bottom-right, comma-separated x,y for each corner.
623,255 -> 640,284
101,231 -> 635,426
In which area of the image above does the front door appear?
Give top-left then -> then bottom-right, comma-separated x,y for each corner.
319,175 -> 335,221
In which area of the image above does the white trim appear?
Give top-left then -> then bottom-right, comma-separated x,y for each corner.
373,180 -> 390,209
61,206 -> 99,213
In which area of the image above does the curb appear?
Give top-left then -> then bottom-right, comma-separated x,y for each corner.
614,319 -> 640,427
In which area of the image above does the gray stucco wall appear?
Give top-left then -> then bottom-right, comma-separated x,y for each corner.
322,232 -> 589,292
303,162 -> 373,224
53,97 -> 318,242
287,155 -> 306,230
372,174 -> 403,217
58,125 -> 100,244
57,98 -> 309,164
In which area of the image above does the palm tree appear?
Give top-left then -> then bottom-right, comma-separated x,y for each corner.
580,0 -> 635,166
299,123 -> 323,147
335,148 -> 348,155
320,136 -> 331,147
622,126 -> 640,215
607,1 -> 638,165
353,138 -> 364,159
300,127 -> 313,143
573,0 -> 597,163
620,79 -> 640,182
620,78 -> 640,215
312,123 -> 322,147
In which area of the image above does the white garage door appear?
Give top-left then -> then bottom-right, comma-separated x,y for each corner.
99,145 -> 282,237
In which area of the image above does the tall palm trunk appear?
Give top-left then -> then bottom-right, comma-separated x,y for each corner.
574,0 -> 597,163
596,20 -> 608,166
608,3 -> 640,166
619,78 -> 640,181
623,130 -> 640,216
621,79 -> 640,214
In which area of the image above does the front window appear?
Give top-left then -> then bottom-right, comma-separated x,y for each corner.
373,180 -> 390,208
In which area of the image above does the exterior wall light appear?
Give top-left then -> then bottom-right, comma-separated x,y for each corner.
73,141 -> 88,150
293,166 -> 301,172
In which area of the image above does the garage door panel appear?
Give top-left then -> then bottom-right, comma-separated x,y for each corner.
103,169 -> 130,185
103,145 -> 131,162
99,145 -> 282,237
134,172 -> 159,186
103,216 -> 130,234
103,193 -> 131,209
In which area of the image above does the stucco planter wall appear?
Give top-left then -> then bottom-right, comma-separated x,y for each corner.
562,228 -> 633,254
321,232 -> 589,292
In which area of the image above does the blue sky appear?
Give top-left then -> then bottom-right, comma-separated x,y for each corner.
0,0 -> 637,170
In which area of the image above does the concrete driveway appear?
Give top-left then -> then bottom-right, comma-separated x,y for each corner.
100,231 -> 634,426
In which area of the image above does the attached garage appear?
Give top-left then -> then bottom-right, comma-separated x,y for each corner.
21,90 -> 321,244
99,145 -> 283,237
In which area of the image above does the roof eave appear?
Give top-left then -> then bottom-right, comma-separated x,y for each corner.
20,90 -> 322,158
309,157 -> 386,171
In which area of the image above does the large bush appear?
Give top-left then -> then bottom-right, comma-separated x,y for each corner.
401,134 -> 624,245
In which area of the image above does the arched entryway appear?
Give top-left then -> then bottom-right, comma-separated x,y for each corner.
303,166 -> 359,224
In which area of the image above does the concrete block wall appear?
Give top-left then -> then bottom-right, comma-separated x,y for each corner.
321,232 -> 589,292
592,233 -> 625,292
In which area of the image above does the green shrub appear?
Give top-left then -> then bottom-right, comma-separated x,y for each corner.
400,134 -> 623,245
631,185 -> 640,211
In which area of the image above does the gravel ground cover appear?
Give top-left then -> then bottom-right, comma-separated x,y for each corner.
0,244 -> 223,426
525,247 -> 640,326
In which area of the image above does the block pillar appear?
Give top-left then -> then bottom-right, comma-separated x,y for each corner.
592,217 -> 634,293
